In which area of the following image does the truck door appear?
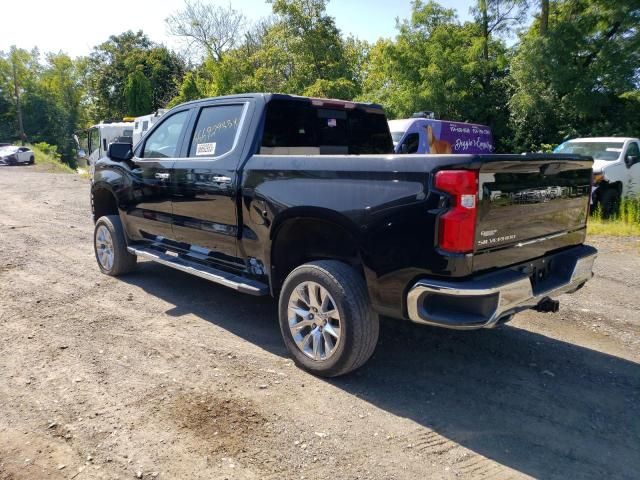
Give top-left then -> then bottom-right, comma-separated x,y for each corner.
624,141 -> 640,197
170,101 -> 250,269
121,108 -> 192,242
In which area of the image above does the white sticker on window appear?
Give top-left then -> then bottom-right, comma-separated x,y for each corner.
196,142 -> 216,156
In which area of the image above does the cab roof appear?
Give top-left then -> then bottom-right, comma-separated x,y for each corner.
174,93 -> 385,111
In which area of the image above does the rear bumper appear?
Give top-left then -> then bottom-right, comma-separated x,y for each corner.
406,244 -> 597,329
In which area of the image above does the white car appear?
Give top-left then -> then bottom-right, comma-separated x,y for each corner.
554,137 -> 640,216
0,146 -> 35,166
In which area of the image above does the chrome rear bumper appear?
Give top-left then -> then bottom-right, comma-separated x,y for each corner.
406,245 -> 597,329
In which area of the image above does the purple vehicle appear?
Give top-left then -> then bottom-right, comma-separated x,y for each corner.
389,114 -> 494,155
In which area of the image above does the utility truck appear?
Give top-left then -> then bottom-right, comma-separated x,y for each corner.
77,121 -> 134,173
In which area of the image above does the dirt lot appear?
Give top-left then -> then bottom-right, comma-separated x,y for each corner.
1,167 -> 639,480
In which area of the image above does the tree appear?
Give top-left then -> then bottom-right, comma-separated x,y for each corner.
167,70 -> 204,107
0,49 -> 84,163
6,47 -> 38,144
170,0 -> 361,102
86,31 -> 184,120
166,1 -> 245,61
359,0 -> 512,150
38,53 -> 85,161
124,68 -> 153,116
509,0 -> 640,150
539,0 -> 549,36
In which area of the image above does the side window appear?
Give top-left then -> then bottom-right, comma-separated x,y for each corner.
626,142 -> 639,157
143,110 -> 189,158
189,105 -> 244,158
401,133 -> 420,154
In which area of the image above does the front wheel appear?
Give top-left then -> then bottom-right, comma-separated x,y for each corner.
278,260 -> 379,377
94,215 -> 136,276
598,188 -> 620,219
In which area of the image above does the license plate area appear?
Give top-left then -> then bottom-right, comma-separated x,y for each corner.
519,257 -> 555,293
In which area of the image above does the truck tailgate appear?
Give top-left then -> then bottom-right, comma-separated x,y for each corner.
474,155 -> 592,268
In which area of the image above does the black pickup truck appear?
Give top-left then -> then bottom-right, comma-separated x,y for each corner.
91,93 -> 597,377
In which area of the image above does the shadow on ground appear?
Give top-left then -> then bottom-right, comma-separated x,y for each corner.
123,262 -> 640,480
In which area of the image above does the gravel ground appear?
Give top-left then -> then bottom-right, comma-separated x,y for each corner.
1,167 -> 639,480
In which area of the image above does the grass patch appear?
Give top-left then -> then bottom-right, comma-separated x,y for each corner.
30,143 -> 75,174
588,197 -> 640,236
587,220 -> 640,236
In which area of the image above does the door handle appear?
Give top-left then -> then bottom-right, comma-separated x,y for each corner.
212,175 -> 232,183
155,172 -> 170,181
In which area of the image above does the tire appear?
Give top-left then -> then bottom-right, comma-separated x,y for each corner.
28,156 -> 34,165
94,215 -> 136,276
598,188 -> 620,219
278,260 -> 379,377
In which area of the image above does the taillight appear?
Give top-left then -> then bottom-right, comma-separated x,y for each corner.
434,170 -> 478,253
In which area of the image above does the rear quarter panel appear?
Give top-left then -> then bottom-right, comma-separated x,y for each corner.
240,154 -> 476,315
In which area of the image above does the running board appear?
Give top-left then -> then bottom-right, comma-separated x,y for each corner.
127,245 -> 269,296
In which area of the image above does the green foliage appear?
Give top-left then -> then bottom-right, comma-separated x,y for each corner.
30,143 -> 75,174
167,71 -> 204,107
0,48 -> 82,164
509,0 -> 640,151
169,0 -> 363,101
124,68 -> 153,116
33,141 -> 60,158
86,31 -> 184,121
357,0 -> 512,150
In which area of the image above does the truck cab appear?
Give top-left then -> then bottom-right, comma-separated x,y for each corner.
554,137 -> 640,216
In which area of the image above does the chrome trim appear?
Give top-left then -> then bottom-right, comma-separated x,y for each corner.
514,231 -> 567,248
407,250 -> 597,330
127,245 -> 268,296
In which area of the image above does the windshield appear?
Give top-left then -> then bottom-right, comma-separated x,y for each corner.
391,131 -> 405,144
0,146 -> 17,155
554,141 -> 623,161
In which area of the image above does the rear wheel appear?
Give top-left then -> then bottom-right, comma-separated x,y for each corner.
94,215 -> 136,276
28,155 -> 34,165
278,260 -> 379,377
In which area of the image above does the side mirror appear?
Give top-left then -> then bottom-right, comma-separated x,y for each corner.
108,142 -> 133,161
400,143 -> 409,154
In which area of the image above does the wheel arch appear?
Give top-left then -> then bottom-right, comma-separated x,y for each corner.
91,183 -> 119,223
598,180 -> 623,197
269,208 -> 365,295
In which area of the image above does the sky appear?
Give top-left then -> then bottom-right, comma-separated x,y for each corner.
0,0 -> 475,58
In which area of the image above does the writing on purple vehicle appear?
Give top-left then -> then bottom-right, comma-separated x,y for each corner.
389,117 -> 494,155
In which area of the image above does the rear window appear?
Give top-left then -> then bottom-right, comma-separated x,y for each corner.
260,99 -> 392,155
